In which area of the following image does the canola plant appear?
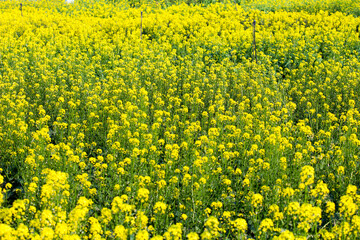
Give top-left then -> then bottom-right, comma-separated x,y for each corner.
0,0 -> 360,239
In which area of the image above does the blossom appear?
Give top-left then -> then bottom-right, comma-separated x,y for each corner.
231,218 -> 247,233
339,195 -> 358,218
136,230 -> 149,240
114,225 -> 128,240
259,218 -> 274,233
251,193 -> 263,208
154,202 -> 167,214
137,188 -> 150,203
300,165 -> 315,186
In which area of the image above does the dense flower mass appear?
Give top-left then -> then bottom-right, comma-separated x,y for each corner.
0,0 -> 360,239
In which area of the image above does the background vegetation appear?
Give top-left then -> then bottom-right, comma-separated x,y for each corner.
0,0 -> 360,239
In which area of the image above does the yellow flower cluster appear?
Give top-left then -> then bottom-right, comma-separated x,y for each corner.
0,0 -> 360,239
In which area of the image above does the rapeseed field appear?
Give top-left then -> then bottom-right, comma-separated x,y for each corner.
0,0 -> 360,239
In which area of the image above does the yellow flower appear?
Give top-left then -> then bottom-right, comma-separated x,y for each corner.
0,224 -> 14,238
310,180 -> 329,199
89,188 -> 97,195
151,236 -> 164,240
68,197 -> 93,232
114,225 -> 128,240
259,218 -> 274,233
325,201 -> 335,216
137,188 -> 150,203
251,193 -> 263,208
282,187 -> 295,198
298,203 -> 321,226
41,227 -> 54,240
89,217 -> 103,235
231,218 -> 247,233
181,214 -> 188,221
300,165 -> 315,186
204,208 -> 211,216
349,99 -> 355,108
210,201 -> 223,210
204,216 -> 219,229
28,182 -> 38,193
268,204 -> 284,221
273,230 -> 295,240
182,174 -> 192,186
285,202 -> 300,216
154,202 -> 167,214
200,229 -> 212,240
352,215 -> 360,235
99,208 -> 112,225
203,217 -> 219,238
164,223 -> 182,240
40,209 -> 55,227
222,178 -> 231,186
55,222 -> 69,237
136,230 -> 149,240
332,222 -> 351,239
346,184 -> 357,196
319,229 -> 335,240
112,196 -> 134,214
337,166 -> 345,175
339,195 -> 358,218
16,223 -> 29,239
187,232 -> 199,240
136,211 -> 148,229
